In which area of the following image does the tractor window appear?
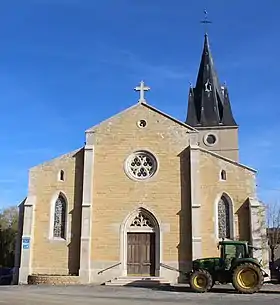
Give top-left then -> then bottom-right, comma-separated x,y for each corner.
224,245 -> 236,260
223,244 -> 245,260
235,245 -> 246,258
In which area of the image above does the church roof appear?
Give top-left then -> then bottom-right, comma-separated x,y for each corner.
143,102 -> 198,132
29,148 -> 84,170
186,34 -> 237,128
86,101 -> 198,133
190,145 -> 257,173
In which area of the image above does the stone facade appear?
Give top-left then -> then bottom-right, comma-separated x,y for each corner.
195,126 -> 239,161
86,103 -> 197,284
197,148 -> 255,256
18,149 -> 84,283
16,101 -> 269,285
28,275 -> 80,285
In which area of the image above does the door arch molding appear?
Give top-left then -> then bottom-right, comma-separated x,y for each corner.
120,207 -> 161,276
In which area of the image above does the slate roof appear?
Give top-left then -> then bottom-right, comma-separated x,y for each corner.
186,34 -> 237,127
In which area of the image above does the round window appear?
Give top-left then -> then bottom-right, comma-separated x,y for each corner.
137,119 -> 147,128
125,151 -> 158,180
204,133 -> 217,146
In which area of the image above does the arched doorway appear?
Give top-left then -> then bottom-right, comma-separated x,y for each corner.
121,208 -> 160,277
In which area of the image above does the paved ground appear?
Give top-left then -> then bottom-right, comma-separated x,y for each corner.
1,284 -> 280,305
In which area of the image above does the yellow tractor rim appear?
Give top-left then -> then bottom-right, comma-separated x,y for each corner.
193,274 -> 207,289
237,268 -> 258,289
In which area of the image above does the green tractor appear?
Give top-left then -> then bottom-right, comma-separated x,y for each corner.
188,240 -> 269,294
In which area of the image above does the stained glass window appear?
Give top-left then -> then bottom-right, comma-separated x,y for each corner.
218,196 -> 231,239
126,151 -> 157,180
53,195 -> 66,239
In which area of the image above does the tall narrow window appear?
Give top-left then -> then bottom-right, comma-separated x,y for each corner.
59,170 -> 65,181
53,195 -> 67,239
218,195 -> 232,239
220,170 -> 227,181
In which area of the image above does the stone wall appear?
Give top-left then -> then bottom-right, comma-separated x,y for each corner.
28,275 -> 80,285
196,147 -> 256,257
86,103 -> 196,283
29,148 -> 84,276
196,126 -> 239,161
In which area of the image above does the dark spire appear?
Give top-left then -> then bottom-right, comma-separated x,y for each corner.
186,34 -> 237,127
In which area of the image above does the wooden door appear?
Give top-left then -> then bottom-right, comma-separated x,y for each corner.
127,233 -> 155,276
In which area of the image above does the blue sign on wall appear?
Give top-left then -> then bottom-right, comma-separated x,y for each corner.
22,237 -> 30,250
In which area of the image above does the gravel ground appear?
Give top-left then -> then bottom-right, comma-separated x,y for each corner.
0,284 -> 280,305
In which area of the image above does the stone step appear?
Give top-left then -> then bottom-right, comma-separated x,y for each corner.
105,276 -> 171,287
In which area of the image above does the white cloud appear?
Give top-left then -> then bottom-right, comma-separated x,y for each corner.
100,48 -> 190,83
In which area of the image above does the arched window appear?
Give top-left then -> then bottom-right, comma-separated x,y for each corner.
53,195 -> 67,239
218,195 -> 233,239
220,170 -> 227,181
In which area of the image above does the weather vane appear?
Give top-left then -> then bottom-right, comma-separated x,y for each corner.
200,9 -> 212,34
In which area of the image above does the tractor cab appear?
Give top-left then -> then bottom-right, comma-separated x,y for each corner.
218,240 -> 261,269
218,240 -> 250,269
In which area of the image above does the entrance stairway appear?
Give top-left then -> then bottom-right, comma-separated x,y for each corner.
105,276 -> 171,287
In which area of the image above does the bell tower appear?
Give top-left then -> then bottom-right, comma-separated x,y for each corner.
185,33 -> 239,161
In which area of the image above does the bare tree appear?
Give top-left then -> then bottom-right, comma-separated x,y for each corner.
0,206 -> 18,229
0,206 -> 18,267
266,201 -> 280,264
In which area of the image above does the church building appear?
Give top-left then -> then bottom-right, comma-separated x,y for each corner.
16,33 -> 269,285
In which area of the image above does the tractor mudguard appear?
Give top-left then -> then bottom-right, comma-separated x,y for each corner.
230,258 -> 261,272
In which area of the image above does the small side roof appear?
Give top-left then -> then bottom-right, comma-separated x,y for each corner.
29,147 -> 84,170
191,145 -> 257,173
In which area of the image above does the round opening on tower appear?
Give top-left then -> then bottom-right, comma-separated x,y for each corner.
124,151 -> 158,181
204,133 -> 218,146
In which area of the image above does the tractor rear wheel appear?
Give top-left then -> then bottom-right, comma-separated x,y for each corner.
232,263 -> 264,294
189,269 -> 213,293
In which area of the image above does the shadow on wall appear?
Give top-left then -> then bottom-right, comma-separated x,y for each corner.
177,147 -> 192,283
236,198 -> 251,242
67,148 -> 84,275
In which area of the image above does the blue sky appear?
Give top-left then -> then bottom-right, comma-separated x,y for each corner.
0,0 -> 279,208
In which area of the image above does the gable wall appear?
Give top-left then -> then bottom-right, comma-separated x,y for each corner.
197,149 -> 256,257
89,104 -> 195,275
29,149 -> 84,275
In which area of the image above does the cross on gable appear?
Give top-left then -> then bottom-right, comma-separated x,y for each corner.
134,80 -> 150,103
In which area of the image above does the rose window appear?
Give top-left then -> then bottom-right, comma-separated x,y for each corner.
125,151 -> 157,180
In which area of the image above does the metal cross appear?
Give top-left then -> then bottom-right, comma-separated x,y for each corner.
200,9 -> 212,33
134,80 -> 150,102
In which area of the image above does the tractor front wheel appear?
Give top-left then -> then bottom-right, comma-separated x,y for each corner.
232,263 -> 264,294
189,269 -> 213,293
